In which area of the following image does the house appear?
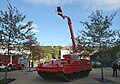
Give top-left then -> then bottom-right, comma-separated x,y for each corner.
60,46 -> 72,59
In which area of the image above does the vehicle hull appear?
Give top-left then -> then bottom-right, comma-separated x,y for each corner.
35,56 -> 92,81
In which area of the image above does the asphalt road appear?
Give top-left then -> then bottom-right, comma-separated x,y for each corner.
0,67 -> 120,84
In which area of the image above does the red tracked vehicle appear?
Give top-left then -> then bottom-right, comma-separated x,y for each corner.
35,7 -> 92,81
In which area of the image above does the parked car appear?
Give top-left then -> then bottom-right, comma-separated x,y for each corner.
92,61 -> 101,68
112,58 -> 120,70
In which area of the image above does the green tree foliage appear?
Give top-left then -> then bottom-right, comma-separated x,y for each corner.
42,46 -> 51,54
52,46 -> 60,59
77,10 -> 117,53
0,1 -> 36,79
24,34 -> 37,58
0,2 -> 35,49
31,45 -> 45,61
77,10 -> 119,80
45,53 -> 52,62
114,30 -> 120,46
32,46 -> 62,62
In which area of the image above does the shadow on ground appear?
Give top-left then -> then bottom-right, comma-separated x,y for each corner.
0,78 -> 15,84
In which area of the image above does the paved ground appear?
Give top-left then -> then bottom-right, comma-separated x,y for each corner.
0,67 -> 120,84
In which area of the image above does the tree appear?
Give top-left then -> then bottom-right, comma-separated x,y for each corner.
36,46 -> 62,62
77,10 -> 118,80
46,53 -> 53,62
24,33 -> 38,69
31,45 -> 42,61
0,29 -> 4,46
52,46 -> 60,59
114,30 -> 120,46
0,1 -> 35,80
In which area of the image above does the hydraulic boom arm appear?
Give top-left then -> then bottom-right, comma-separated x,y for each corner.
57,7 -> 77,53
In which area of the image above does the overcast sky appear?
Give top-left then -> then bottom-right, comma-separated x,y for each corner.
0,0 -> 120,46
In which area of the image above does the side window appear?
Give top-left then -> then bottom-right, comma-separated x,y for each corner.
0,58 -> 6,62
12,56 -> 15,59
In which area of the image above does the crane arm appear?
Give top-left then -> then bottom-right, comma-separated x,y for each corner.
57,7 -> 77,53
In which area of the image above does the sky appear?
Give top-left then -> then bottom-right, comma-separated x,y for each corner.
0,0 -> 120,46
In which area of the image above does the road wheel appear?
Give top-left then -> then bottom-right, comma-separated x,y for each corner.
20,64 -> 24,70
7,65 -> 12,71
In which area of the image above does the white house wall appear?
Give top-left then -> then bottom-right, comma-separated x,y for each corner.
60,50 -> 70,59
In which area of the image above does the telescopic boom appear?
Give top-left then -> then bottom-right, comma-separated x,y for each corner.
57,7 -> 77,53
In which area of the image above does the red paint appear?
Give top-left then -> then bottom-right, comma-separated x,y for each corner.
0,54 -> 26,70
35,7 -> 92,81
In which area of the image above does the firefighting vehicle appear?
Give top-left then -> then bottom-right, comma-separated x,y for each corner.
0,54 -> 26,71
35,7 -> 92,81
